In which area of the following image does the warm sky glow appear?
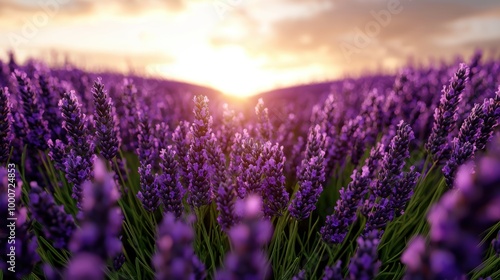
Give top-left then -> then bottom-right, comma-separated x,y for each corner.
1,0 -> 500,97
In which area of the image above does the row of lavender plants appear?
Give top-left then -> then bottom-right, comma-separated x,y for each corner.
0,51 -> 499,279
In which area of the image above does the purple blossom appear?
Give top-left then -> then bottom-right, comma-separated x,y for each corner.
153,213 -> 206,280
476,87 -> 500,151
219,103 -> 240,153
137,164 -> 160,212
348,230 -> 381,280
120,79 -> 140,152
255,98 -> 273,141
373,121 -> 414,198
426,64 -> 470,162
187,96 -> 213,207
92,78 -> 121,161
321,168 -> 370,244
65,253 -> 105,280
136,112 -> 157,166
363,198 -> 394,236
37,72 -> 64,140
159,147 -> 184,218
48,139 -> 66,171
172,120 -> 191,186
216,195 -> 273,280
391,167 -> 420,217
238,136 -> 264,198
289,124 -> 326,220
292,269 -> 306,280
13,70 -> 50,150
29,182 -> 76,249
261,142 -> 289,217
0,87 -> 12,164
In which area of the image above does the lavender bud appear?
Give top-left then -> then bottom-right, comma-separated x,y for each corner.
0,87 -> 12,164
348,230 -> 381,280
159,147 -> 184,218
137,164 -> 160,212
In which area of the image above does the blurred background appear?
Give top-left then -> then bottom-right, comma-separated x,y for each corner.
1,0 -> 499,97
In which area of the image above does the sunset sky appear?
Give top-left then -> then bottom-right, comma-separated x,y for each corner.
1,0 -> 499,97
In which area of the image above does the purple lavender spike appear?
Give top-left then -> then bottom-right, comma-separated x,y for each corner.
13,70 -> 50,150
391,167 -> 420,217
159,147 -> 184,218
136,112 -> 157,166
238,135 -> 263,198
172,120 -> 191,186
137,164 -> 160,212
153,213 -> 206,280
0,87 -> 12,164
373,121 -> 414,198
261,142 -> 289,217
255,98 -> 273,141
187,96 -> 213,207
29,182 -> 76,249
348,230 -> 381,280
48,139 -> 66,171
92,78 -> 121,161
37,72 -> 64,140
321,168 -> 370,244
426,64 -> 470,162
289,124 -> 326,220
476,87 -> 500,151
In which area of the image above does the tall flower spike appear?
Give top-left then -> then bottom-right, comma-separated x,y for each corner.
219,103 -> 239,153
391,166 -> 420,217
29,182 -> 76,249
289,124 -> 326,220
187,96 -> 213,207
153,213 -> 206,280
321,168 -> 370,244
121,79 -> 140,152
0,87 -> 12,164
216,195 -> 273,280
261,142 -> 289,217
48,139 -> 66,171
443,104 -> 483,188
348,230 -> 381,280
92,78 -> 121,161
373,120 -> 414,198
13,70 -> 50,150
136,112 -> 157,166
238,136 -> 263,198
255,98 -> 273,141
59,91 -> 94,207
172,121 -> 191,186
137,164 -> 160,212
476,87 -> 500,151
426,63 -> 469,162
37,73 -> 64,140
159,147 -> 184,218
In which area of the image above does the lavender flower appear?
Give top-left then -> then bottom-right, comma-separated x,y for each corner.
216,195 -> 273,280
69,159 -> 122,261
289,125 -> 326,220
121,79 -> 139,152
426,64 -> 469,162
159,147 -> 184,218
37,73 -> 64,140
65,253 -> 105,280
187,96 -> 213,207
321,168 -> 370,244
255,98 -> 273,141
348,230 -> 381,280
476,88 -> 500,151
391,167 -> 420,217
48,139 -> 66,171
137,164 -> 160,212
172,120 -> 191,185
219,103 -> 240,153
92,78 -> 121,161
238,136 -> 263,198
261,142 -> 289,217
363,198 -> 394,236
292,269 -> 307,280
319,94 -> 339,178
153,213 -> 206,280
373,121 -> 414,198
13,70 -> 50,150
137,112 -> 157,166
59,91 -> 94,198
0,87 -> 12,164
322,261 -> 343,280
29,182 -> 76,249
443,104 -> 483,187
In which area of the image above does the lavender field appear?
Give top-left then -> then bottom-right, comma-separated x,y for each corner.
0,49 -> 499,280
